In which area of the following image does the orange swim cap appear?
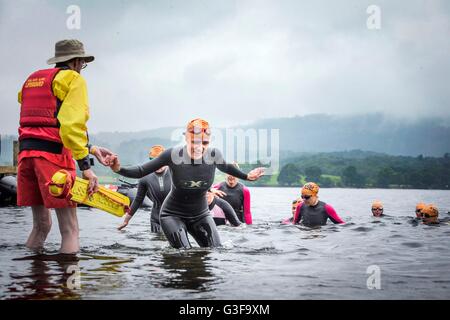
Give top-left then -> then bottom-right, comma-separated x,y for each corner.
421,204 -> 439,217
301,182 -> 319,196
416,202 -> 426,211
371,200 -> 383,209
186,118 -> 211,141
149,145 -> 165,159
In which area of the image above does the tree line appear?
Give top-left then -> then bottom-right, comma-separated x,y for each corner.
273,151 -> 450,189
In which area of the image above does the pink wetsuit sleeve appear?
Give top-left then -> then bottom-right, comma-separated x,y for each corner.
325,204 -> 344,224
243,186 -> 252,224
212,183 -> 221,189
293,202 -> 303,224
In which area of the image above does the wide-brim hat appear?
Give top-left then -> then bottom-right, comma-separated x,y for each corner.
47,39 -> 95,65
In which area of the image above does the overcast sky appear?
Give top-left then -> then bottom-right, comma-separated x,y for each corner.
1,0 -> 449,134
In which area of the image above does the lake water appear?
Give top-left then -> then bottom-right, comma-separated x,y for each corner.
1,188 -> 450,300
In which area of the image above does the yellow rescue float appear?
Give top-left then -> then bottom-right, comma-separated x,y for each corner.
48,170 -> 130,217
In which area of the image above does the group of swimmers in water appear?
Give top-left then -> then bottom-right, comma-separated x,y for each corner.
108,118 -> 264,249
370,200 -> 448,225
108,118 -> 448,250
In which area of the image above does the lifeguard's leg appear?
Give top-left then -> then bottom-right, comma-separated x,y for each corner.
55,207 -> 79,254
26,205 -> 52,251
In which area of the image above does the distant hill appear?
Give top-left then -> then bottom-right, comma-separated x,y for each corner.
90,113 -> 450,162
242,113 -> 450,157
92,127 -> 179,150
2,114 -> 450,166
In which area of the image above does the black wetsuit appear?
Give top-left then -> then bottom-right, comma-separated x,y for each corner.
208,196 -> 241,227
409,217 -> 421,226
117,146 -> 248,248
293,201 -> 344,227
216,182 -> 246,222
129,168 -> 171,233
425,218 -> 450,226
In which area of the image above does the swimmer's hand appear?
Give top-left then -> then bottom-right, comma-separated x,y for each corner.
206,191 -> 214,205
210,188 -> 226,198
108,155 -> 121,172
118,213 -> 132,230
91,146 -> 114,166
247,167 -> 265,181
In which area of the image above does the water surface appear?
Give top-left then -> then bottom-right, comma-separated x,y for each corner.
1,188 -> 449,299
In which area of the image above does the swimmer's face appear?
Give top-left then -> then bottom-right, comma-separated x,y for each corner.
372,207 -> 384,217
301,193 -> 317,206
415,209 -> 422,219
291,202 -> 299,216
186,136 -> 210,159
422,213 -> 438,225
155,166 -> 167,174
226,175 -> 238,188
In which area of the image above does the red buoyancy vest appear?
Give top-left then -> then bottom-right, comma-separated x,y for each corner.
19,68 -> 62,143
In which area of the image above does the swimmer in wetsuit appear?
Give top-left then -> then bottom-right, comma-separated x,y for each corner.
409,202 -> 427,226
420,204 -> 450,226
109,118 -> 265,248
415,202 -> 426,219
281,198 -> 302,224
214,164 -> 253,224
118,145 -> 171,233
293,182 -> 344,227
206,191 -> 241,227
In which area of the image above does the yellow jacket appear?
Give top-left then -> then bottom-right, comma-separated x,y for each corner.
18,69 -> 90,160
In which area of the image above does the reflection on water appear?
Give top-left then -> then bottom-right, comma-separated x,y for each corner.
1,188 -> 450,299
8,254 -> 81,300
154,250 -> 216,292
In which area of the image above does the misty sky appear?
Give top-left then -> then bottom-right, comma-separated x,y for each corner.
1,0 -> 449,134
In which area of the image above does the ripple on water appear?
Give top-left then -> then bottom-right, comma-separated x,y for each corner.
2,191 -> 450,300
237,246 -> 283,255
401,242 -> 423,248
0,244 -> 26,251
433,280 -> 450,284
279,228 -> 298,235
352,226 -> 373,232
341,222 -> 356,227
301,234 -> 326,240
99,243 -> 147,252
389,234 -> 404,238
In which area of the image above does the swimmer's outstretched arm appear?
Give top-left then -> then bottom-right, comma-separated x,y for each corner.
214,149 -> 264,181
129,179 -> 151,216
216,161 -> 248,180
325,204 -> 345,224
112,149 -> 171,179
118,179 -> 154,230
